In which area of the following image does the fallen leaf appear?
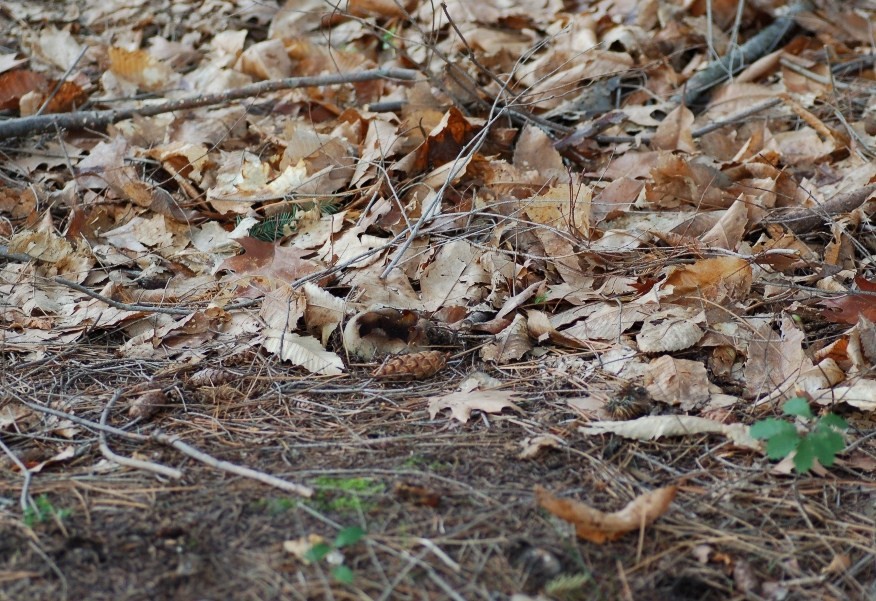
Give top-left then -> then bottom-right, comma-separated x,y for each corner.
580,415 -> 760,450
535,484 -> 676,543
427,390 -> 523,423
262,329 -> 345,375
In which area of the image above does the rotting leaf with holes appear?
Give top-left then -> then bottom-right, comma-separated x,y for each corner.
427,390 -> 524,423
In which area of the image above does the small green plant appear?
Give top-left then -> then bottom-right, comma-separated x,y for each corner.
750,397 -> 848,473
23,494 -> 72,527
311,476 -> 384,514
246,211 -> 298,242
253,497 -> 298,515
304,526 -> 365,585
545,572 -> 592,601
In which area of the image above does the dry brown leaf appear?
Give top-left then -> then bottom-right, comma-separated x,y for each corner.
651,105 -> 695,152
635,307 -> 704,353
128,389 -> 166,420
303,283 -> 345,345
220,237 -> 322,285
481,314 -> 532,364
660,256 -> 752,303
236,39 -> 292,80
108,47 -> 177,91
0,69 -> 48,110
427,390 -> 523,423
821,275 -> 876,325
535,485 -> 676,543
644,355 -> 710,410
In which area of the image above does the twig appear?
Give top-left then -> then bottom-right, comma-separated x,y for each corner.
150,430 -> 313,497
18,398 -> 313,497
98,390 -> 183,480
35,46 -> 88,117
0,68 -> 420,139
0,246 -> 34,262
595,97 -> 783,145
0,435 -> 34,512
52,276 -> 259,315
28,540 -> 68,600
764,183 -> 876,234
670,1 -> 811,106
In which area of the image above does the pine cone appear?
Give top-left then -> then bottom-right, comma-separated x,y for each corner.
372,351 -> 447,379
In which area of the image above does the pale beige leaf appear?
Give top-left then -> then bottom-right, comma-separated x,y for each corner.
303,283 -> 346,346
636,307 -> 704,353
262,329 -> 345,375
427,390 -> 523,423
810,379 -> 876,412
518,435 -> 564,459
563,302 -> 656,341
579,415 -> 760,450
644,355 -> 711,410
419,240 -> 490,312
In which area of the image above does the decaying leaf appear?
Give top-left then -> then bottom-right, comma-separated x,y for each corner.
535,484 -> 677,543
427,390 -> 524,423
481,314 -> 532,363
644,355 -> 711,410
580,415 -> 760,450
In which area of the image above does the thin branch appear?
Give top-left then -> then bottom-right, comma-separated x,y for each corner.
0,68 -> 420,139
150,430 -> 313,497
52,276 -> 259,315
19,398 -> 313,497
98,390 -> 183,480
595,97 -> 783,145
670,1 -> 811,106
0,436 -> 34,512
764,183 -> 876,234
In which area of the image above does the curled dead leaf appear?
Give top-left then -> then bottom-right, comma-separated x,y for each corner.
535,485 -> 676,543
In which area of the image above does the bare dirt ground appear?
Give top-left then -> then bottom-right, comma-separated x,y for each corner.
2,1 -> 876,600
3,346 -> 875,600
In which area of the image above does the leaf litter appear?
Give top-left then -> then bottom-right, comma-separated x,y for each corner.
1,0 -> 875,599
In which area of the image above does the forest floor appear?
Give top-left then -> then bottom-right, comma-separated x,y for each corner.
1,1 -> 875,600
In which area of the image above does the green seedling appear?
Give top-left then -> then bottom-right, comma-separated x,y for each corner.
304,526 -> 366,585
23,494 -> 72,527
311,476 -> 384,514
750,397 -> 848,473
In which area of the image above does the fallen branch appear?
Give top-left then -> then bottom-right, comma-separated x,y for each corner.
53,276 -> 259,315
98,390 -> 183,480
18,397 -> 313,497
0,68 -> 420,139
765,183 -> 876,234
670,1 -> 811,107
